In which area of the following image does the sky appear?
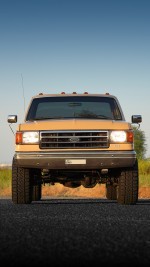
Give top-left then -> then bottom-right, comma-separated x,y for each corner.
0,0 -> 150,163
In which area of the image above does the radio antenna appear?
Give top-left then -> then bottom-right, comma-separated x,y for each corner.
21,73 -> 26,114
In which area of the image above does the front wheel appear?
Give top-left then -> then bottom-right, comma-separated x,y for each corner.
117,160 -> 139,205
12,159 -> 33,204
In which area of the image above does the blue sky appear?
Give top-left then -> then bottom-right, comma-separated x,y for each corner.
0,0 -> 150,163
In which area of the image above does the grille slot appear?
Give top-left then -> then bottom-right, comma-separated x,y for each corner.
40,130 -> 109,149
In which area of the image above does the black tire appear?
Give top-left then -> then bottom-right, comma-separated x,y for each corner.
117,160 -> 139,205
106,184 -> 117,200
32,184 -> 42,201
12,159 -> 32,204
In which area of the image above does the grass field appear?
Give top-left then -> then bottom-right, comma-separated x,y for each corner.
0,169 -> 11,191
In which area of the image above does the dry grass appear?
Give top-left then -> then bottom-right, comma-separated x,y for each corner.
1,183 -> 150,199
42,184 -> 106,198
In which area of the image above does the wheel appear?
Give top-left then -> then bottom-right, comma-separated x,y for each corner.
106,184 -> 117,200
12,158 -> 33,204
32,184 -> 42,201
117,159 -> 139,205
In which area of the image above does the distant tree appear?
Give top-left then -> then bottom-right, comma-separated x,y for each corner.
133,126 -> 147,160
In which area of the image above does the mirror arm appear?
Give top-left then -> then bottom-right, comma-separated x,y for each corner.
9,124 -> 15,135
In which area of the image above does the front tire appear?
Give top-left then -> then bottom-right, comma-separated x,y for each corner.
12,159 -> 32,204
117,160 -> 139,205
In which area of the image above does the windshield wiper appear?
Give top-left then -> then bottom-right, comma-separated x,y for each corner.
77,114 -> 113,119
95,115 -> 113,119
31,116 -> 65,120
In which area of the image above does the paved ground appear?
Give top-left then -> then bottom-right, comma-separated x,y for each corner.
1,198 -> 150,267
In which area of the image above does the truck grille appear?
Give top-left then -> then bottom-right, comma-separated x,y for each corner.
40,130 -> 109,149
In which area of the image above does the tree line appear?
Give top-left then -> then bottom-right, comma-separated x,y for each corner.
133,126 -> 148,160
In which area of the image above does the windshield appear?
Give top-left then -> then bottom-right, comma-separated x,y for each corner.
26,96 -> 122,121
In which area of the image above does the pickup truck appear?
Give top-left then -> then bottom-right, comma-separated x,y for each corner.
8,92 -> 142,204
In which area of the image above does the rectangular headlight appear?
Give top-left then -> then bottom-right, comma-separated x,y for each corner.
23,131 -> 39,144
16,131 -> 39,144
110,130 -> 134,143
110,131 -> 127,142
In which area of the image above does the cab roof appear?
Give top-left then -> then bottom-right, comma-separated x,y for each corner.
32,92 -> 117,99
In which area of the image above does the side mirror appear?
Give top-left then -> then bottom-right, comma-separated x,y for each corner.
131,115 -> 142,124
7,115 -> 17,123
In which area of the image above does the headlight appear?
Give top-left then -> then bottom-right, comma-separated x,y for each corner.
16,131 -> 39,144
110,131 -> 127,142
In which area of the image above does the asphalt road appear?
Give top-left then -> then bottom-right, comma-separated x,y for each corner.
1,198 -> 150,267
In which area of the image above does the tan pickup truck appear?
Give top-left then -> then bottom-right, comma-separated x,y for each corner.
8,92 -> 142,204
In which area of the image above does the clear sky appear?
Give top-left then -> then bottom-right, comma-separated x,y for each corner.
0,0 -> 150,163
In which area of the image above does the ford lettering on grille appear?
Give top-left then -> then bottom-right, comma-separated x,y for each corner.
69,137 -> 80,142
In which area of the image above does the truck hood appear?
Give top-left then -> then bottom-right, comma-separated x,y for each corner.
18,119 -> 132,131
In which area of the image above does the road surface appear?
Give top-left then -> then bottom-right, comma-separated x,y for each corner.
1,197 -> 150,267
